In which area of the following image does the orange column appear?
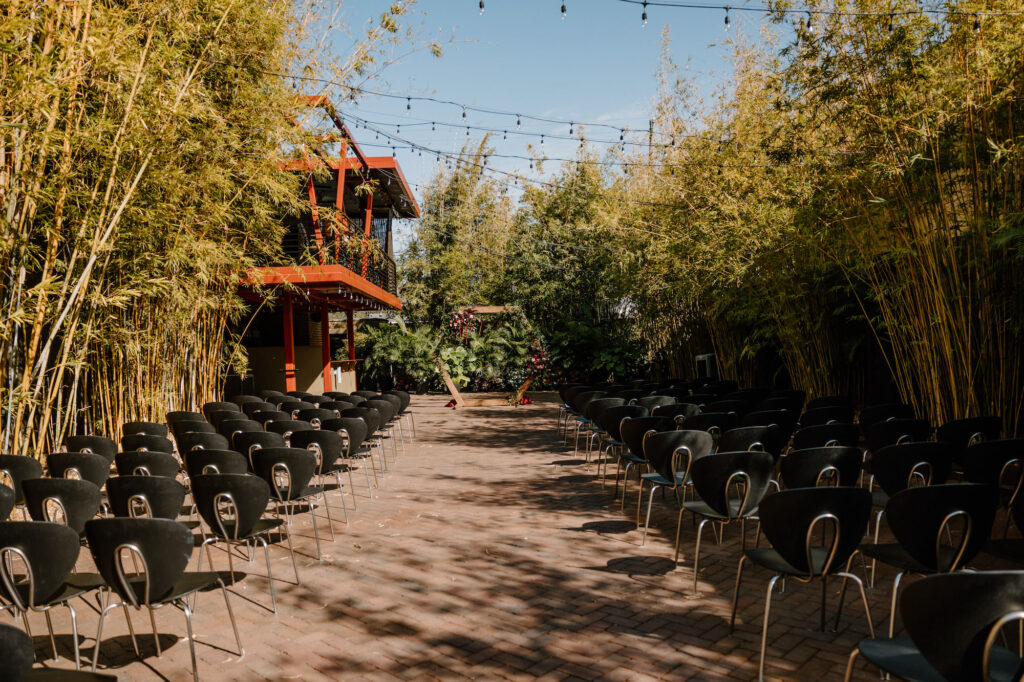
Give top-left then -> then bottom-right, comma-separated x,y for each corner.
347,308 -> 356,391
321,303 -> 332,393
361,192 -> 373,278
283,295 -> 296,392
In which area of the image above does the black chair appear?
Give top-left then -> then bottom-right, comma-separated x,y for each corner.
258,389 -> 286,401
251,410 -> 292,427
364,398 -> 401,463
23,479 -> 102,535
289,430 -> 352,523
265,419 -> 313,446
799,405 -> 856,427
705,399 -> 754,417
296,408 -> 338,429
675,450 -> 774,592
612,388 -> 647,403
0,620 -> 116,680
0,455 -> 43,513
937,416 -> 1003,468
45,453 -> 109,489
119,434 -> 173,454
278,400 -> 315,419
241,401 -> 277,418
114,451 -> 180,478
340,407 -> 385,473
718,425 -> 783,459
251,448 -> 334,559
229,395 -> 262,407
201,401 -> 240,423
616,416 -> 674,508
652,402 -> 701,422
217,418 -> 261,442
305,395 -> 334,407
321,417 -> 377,497
856,483 -> 998,638
568,390 -> 608,451
232,431 -> 286,468
337,394 -> 366,406
859,402 -> 915,429
106,476 -> 187,520
0,522 -> 104,669
176,431 -> 230,454
286,390 -> 315,399
865,418 -> 932,454
634,395 -> 676,411
963,439 -> 1024,536
741,410 -> 797,452
64,436 -> 116,463
122,422 -> 168,438
806,395 -> 853,411
170,421 -> 216,442
843,571 -> 1024,682
557,384 -> 589,436
579,397 -> 626,465
595,404 -> 648,484
791,423 -> 860,450
678,412 -> 738,444
351,390 -> 379,400
165,410 -> 205,426
0,484 -> 14,521
730,487 -> 874,681
323,391 -> 350,400
637,430 -> 714,544
192,474 -> 298,614
85,517 -> 243,677
384,389 -> 415,441
780,447 -> 862,488
183,449 -> 249,480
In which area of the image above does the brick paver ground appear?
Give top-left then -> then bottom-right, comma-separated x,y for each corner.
26,393 -> 1015,680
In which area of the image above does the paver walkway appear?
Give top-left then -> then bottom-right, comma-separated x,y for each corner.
31,394 -> 1008,680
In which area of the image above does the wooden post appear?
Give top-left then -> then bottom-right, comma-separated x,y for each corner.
436,359 -> 466,407
283,295 -> 296,392
346,308 -> 356,391
320,303 -> 332,393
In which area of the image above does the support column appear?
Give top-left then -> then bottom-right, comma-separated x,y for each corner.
346,308 -> 356,391
283,295 -> 296,392
361,192 -> 373,278
321,303 -> 332,393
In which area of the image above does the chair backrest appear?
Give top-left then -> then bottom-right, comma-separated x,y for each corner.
937,416 -> 1003,466
679,411 -> 738,437
866,418 -> 932,453
241,401 -> 277,418
286,390 -> 315,399
259,389 -> 286,400
364,399 -> 397,424
760,391 -> 806,413
573,390 -> 608,413
0,455 -> 42,503
725,388 -> 771,404
559,384 -> 588,403
718,425 -> 782,457
265,420 -> 313,444
165,410 -> 204,425
598,405 -> 648,441
871,441 -> 954,496
65,435 -> 117,462
859,402 -> 915,428
384,390 -> 411,412
85,517 -> 193,606
800,405 -> 856,428
202,401 -> 240,423
758,487 -> 871,576
305,395 -> 330,406
0,521 -> 81,608
229,394 -> 262,407
206,409 -> 243,428
279,400 -> 315,418
217,418 -> 261,441
170,420 -> 216,440
289,430 -> 345,474
613,388 -> 647,402
321,417 -> 369,454
780,447 -> 863,488
121,434 -> 173,454
23,478 -> 102,533
705,399 -> 754,417
0,621 -> 34,682
0,485 -> 13,520
122,421 -> 168,438
183,449 -> 249,479
176,431 -> 230,453
377,394 -> 402,414
251,410 -> 292,426
251,448 -> 317,501
643,430 -> 714,482
805,395 -> 853,412
652,402 -> 701,421
741,410 -> 797,446
352,390 -> 379,400
900,571 -> 1024,681
962,440 -> 1024,502
634,395 -> 676,411
886,483 -> 997,572
690,450 -> 774,519
327,396 -> 362,408
297,408 -> 340,428
341,407 -> 381,434
46,452 -> 109,488
791,423 -> 861,450
115,451 -> 180,478
106,476 -> 186,520
323,391 -> 351,400
619,416 -> 676,458
191,474 -> 271,540
585,397 -> 626,424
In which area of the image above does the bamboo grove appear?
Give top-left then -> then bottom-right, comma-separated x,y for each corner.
401,1 -> 1024,433
0,0 -> 421,457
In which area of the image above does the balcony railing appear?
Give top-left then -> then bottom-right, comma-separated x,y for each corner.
277,218 -> 397,297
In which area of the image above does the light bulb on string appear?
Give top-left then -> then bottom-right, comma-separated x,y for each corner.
973,14 -> 981,31
516,115 -> 521,127
540,134 -> 545,146
805,12 -> 814,34
887,13 -> 894,32
724,6 -> 730,31
431,122 -> 435,132
466,126 -> 470,136
642,1 -> 648,27
503,130 -> 507,140
561,3 -> 566,19
462,107 -> 467,119
406,97 -> 411,111
479,0 -> 484,15
569,122 -> 574,135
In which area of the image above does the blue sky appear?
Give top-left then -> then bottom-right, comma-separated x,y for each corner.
327,1 -> 766,247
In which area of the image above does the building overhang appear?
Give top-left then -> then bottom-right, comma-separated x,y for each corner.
241,264 -> 401,311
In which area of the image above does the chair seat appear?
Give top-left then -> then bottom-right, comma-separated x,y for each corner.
620,452 -> 646,464
858,542 -> 958,575
640,472 -> 684,487
984,538 -> 1024,564
858,637 -> 1021,682
125,571 -> 224,604
209,518 -> 285,541
9,572 -> 104,607
683,499 -> 755,521
273,485 -> 326,502
743,546 -> 836,577
871,490 -> 889,508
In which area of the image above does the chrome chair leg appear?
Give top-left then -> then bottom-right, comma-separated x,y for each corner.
641,483 -> 661,544
842,648 -> 861,682
758,575 -> 783,682
693,518 -> 711,593
729,554 -> 748,630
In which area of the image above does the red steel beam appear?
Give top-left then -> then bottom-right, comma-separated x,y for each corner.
320,303 -> 332,393
282,295 -> 296,392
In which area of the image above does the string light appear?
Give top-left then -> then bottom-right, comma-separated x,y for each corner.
641,0 -> 648,26
406,97 -> 411,110
724,6 -> 730,31
974,14 -> 981,31
561,3 -> 567,19
479,0 -> 484,15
